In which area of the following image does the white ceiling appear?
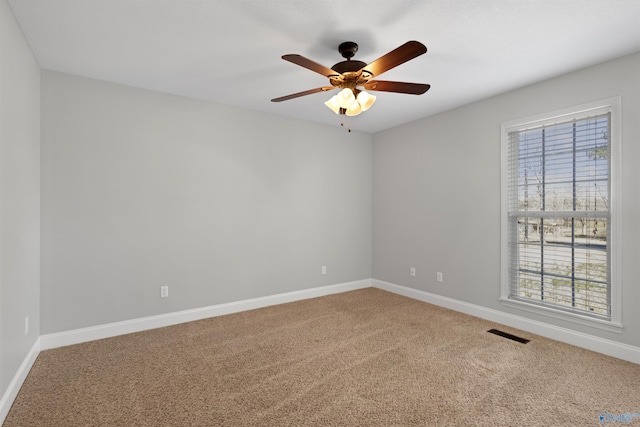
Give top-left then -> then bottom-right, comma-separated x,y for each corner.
8,0 -> 640,133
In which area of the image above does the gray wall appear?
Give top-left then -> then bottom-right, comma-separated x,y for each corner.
373,52 -> 640,347
0,0 -> 41,397
41,71 -> 372,334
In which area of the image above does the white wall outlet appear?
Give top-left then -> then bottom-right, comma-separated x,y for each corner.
410,267 -> 416,277
160,286 -> 169,298
321,266 -> 327,275
25,316 -> 29,335
437,272 -> 443,282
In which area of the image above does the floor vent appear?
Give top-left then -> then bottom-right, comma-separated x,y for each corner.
487,329 -> 530,344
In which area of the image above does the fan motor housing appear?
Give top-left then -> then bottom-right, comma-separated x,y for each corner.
333,41 -> 368,75
331,60 -> 367,74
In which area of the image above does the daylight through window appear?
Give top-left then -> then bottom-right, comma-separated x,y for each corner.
505,107 -> 613,320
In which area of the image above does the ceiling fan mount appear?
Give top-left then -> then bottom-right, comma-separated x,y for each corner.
338,41 -> 359,59
271,40 -> 431,117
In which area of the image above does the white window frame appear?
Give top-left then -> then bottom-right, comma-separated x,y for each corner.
500,97 -> 622,333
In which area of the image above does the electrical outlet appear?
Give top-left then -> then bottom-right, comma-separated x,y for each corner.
322,266 -> 327,275
25,316 -> 29,335
437,272 -> 443,282
410,267 -> 416,277
160,286 -> 169,298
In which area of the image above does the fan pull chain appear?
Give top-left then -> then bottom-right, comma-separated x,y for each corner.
340,115 -> 352,132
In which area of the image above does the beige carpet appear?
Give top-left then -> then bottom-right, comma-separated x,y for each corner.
4,288 -> 640,426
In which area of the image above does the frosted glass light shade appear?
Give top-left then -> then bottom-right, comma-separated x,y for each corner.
337,88 -> 356,108
357,91 -> 376,111
324,95 -> 341,114
345,101 -> 362,116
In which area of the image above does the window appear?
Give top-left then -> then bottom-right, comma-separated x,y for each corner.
501,98 -> 621,331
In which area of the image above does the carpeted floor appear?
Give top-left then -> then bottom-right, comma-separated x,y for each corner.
4,288 -> 640,426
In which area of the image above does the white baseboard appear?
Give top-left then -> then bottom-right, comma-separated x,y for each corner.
373,279 -> 640,364
0,337 -> 40,424
40,279 -> 372,351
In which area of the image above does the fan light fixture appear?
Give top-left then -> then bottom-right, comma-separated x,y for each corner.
325,88 -> 376,116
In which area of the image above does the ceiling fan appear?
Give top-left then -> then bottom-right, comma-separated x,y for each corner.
271,40 -> 430,119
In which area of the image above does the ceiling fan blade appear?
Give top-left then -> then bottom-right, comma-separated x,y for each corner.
271,86 -> 334,102
282,54 -> 341,78
363,80 -> 430,95
360,41 -> 427,78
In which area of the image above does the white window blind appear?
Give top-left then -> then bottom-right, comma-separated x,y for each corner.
506,111 -> 611,320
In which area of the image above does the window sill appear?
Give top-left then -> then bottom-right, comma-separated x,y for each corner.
499,297 -> 623,334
